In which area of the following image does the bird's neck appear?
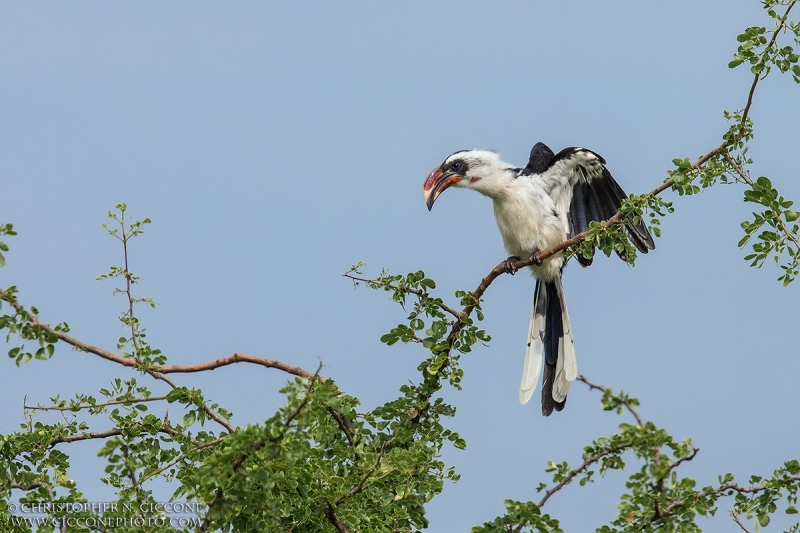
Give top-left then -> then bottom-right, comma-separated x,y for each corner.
466,169 -> 518,200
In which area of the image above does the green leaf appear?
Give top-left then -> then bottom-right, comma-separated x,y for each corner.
380,333 -> 398,345
182,411 -> 197,426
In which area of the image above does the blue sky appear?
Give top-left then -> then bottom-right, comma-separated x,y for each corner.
1,2 -> 799,531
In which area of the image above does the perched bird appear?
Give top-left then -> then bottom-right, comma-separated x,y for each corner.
423,142 -> 654,416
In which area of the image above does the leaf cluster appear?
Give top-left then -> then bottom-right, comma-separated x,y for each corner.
0,286 -> 67,366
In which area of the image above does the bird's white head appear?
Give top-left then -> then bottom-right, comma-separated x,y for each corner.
423,149 -> 516,210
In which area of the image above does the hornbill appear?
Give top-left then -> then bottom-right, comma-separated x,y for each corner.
423,142 -> 655,416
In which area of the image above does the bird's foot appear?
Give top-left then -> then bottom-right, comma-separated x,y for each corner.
529,250 -> 542,267
503,256 -> 520,275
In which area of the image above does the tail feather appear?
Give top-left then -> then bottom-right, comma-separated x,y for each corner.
519,282 -> 545,405
519,278 -> 577,416
554,276 -> 577,383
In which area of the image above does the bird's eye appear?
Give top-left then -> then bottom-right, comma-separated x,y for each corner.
452,161 -> 463,172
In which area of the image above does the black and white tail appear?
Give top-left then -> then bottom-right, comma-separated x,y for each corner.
519,277 -> 577,416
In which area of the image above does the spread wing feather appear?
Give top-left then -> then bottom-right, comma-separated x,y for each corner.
524,144 -> 655,266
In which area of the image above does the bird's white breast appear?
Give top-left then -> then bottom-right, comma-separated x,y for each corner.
492,179 -> 567,280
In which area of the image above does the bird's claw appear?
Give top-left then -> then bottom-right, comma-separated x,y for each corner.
503,256 -> 520,275
529,250 -> 542,267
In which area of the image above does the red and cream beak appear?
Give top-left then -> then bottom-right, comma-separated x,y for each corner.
423,166 -> 463,211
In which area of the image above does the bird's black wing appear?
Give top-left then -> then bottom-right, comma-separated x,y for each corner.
521,142 -> 556,176
536,146 -> 655,266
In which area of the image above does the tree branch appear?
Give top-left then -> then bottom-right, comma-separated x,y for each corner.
0,287 -> 318,382
668,446 -> 699,473
326,407 -> 356,447
1,285 -> 315,436
740,0 -> 798,131
49,428 -> 122,446
655,475 -> 800,522
157,352 -> 318,380
324,502 -> 350,533
6,473 -> 54,492
48,422 -> 201,448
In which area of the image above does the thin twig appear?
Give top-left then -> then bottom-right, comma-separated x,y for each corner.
0,286 -> 311,434
724,152 -> 800,253
121,222 -> 141,360
723,152 -> 755,187
343,273 -> 464,318
335,442 -> 389,505
327,407 -> 356,447
25,395 -> 168,412
576,375 -> 644,427
122,447 -> 147,524
124,436 -> 226,491
669,447 -> 699,473
731,512 -> 753,533
147,368 -> 234,434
